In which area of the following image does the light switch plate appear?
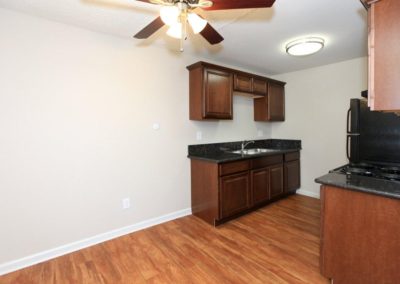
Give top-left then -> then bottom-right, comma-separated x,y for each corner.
122,198 -> 131,209
196,131 -> 202,141
152,123 -> 160,130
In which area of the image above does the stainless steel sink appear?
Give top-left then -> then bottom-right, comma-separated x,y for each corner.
230,148 -> 280,155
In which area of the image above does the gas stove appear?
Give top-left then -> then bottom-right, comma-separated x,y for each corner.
331,162 -> 400,182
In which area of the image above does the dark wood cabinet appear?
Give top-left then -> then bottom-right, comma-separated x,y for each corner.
220,172 -> 250,218
254,81 -> 285,121
251,167 -> 270,205
253,78 -> 268,95
284,152 -> 300,192
252,163 -> 284,204
233,74 -> 252,93
285,160 -> 300,192
234,73 -> 268,96
187,62 -> 233,120
367,0 -> 400,111
269,164 -> 284,198
187,61 -> 285,121
320,185 -> 400,283
190,152 -> 299,226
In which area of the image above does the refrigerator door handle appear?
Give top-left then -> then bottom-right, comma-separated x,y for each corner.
347,108 -> 360,136
347,108 -> 351,134
346,135 -> 351,160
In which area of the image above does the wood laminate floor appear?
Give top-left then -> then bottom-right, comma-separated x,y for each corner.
0,194 -> 329,284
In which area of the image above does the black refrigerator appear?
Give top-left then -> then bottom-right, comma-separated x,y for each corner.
347,98 -> 400,165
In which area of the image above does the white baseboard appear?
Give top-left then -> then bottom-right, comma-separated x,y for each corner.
0,208 -> 192,276
297,189 -> 320,199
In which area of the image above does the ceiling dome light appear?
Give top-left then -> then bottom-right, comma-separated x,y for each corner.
286,37 -> 325,56
160,6 -> 180,26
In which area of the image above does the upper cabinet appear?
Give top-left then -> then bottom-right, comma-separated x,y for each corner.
253,78 -> 268,96
187,61 -> 286,121
187,62 -> 233,120
234,74 -> 253,93
254,81 -> 285,121
233,73 -> 268,96
366,0 -> 400,111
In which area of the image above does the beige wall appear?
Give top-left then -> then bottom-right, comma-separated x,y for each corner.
0,8 -> 272,266
0,7 -> 368,270
272,57 -> 368,197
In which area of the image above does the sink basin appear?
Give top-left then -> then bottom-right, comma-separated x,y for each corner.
230,148 -> 280,155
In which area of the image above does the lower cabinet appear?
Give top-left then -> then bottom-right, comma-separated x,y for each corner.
284,152 -> 300,192
220,172 -> 250,218
269,164 -> 284,198
251,167 -> 270,205
190,151 -> 301,226
285,160 -> 300,192
320,185 -> 400,283
252,164 -> 284,204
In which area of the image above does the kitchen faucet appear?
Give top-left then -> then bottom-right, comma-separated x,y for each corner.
241,140 -> 255,152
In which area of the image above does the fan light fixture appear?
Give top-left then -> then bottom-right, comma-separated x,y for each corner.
167,22 -> 183,39
286,37 -> 325,56
160,4 -> 207,41
160,6 -> 180,26
187,13 -> 207,34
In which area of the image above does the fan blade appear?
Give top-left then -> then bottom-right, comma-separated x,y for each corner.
203,0 -> 275,10
200,23 -> 224,44
134,17 -> 165,39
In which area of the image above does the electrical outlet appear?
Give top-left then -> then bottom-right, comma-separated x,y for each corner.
257,130 -> 264,137
122,198 -> 131,209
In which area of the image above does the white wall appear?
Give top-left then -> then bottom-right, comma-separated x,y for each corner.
272,57 -> 368,197
0,8 -> 272,268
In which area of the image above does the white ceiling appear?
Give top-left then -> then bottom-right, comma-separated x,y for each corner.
0,0 -> 368,75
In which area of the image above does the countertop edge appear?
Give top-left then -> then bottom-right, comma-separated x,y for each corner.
188,148 -> 301,163
315,173 -> 400,200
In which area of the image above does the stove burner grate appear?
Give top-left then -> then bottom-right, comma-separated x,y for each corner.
334,162 -> 400,182
377,172 -> 400,181
380,166 -> 400,174
345,167 -> 372,176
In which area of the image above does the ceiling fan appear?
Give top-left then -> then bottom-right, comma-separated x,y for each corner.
134,0 -> 276,51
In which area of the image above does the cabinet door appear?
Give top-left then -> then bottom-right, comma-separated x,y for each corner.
204,68 -> 233,119
233,74 -> 252,93
368,0 -> 400,110
269,164 -> 284,198
253,78 -> 267,96
268,82 -> 285,121
251,167 -> 270,205
220,172 -> 250,218
254,81 -> 285,121
284,160 -> 300,192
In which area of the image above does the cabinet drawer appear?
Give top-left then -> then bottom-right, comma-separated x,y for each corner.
285,152 -> 300,162
252,155 -> 283,169
219,160 -> 250,176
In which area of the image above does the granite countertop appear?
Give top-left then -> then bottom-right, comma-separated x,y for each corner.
188,139 -> 301,163
315,172 -> 400,200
